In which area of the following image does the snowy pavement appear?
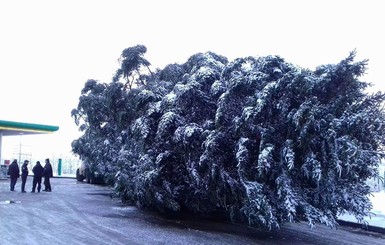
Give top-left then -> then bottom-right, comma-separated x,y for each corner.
1,177 -> 385,245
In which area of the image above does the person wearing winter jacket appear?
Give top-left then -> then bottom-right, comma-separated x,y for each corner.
31,161 -> 44,193
43,158 -> 53,192
8,159 -> 20,191
21,160 -> 29,193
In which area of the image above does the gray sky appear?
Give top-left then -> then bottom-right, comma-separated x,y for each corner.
0,0 -> 384,162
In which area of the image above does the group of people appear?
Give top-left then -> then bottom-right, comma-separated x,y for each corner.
8,158 -> 53,193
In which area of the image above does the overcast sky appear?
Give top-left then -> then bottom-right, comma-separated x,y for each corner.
0,0 -> 384,163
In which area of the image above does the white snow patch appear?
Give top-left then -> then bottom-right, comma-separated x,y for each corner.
138,89 -> 154,97
241,61 -> 252,71
165,93 -> 177,103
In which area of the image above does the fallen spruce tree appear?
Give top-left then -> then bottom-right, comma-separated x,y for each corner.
72,45 -> 385,229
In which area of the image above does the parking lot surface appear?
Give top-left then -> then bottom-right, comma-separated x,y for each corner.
1,177 -> 385,245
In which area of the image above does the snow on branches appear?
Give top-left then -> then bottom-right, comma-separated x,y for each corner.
72,47 -> 385,230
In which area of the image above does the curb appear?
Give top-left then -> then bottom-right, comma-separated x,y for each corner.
0,176 -> 76,181
337,219 -> 385,234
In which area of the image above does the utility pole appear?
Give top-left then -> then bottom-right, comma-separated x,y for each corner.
18,133 -> 22,165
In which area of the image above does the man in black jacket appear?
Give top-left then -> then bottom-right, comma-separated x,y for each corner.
31,161 -> 44,193
8,159 -> 19,191
21,160 -> 29,193
43,158 -> 53,192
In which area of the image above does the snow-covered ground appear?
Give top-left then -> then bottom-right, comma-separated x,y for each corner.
339,191 -> 385,228
2,178 -> 385,245
339,162 -> 385,228
369,191 -> 385,227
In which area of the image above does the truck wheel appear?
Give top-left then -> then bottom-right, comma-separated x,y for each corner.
76,168 -> 85,182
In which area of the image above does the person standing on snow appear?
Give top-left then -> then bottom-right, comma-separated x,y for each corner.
31,161 -> 44,193
21,160 -> 29,193
8,159 -> 20,191
43,158 -> 53,192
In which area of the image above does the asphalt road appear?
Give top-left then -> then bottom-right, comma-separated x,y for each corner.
1,177 -> 385,245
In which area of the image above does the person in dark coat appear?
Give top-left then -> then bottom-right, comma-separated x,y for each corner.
31,161 -> 44,193
43,158 -> 53,192
8,159 -> 20,191
21,160 -> 29,193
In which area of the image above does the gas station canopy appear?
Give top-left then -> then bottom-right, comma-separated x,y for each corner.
0,119 -> 59,136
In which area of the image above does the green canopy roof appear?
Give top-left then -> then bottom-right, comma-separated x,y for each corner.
0,119 -> 59,136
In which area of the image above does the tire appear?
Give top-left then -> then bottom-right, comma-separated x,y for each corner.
76,168 -> 85,182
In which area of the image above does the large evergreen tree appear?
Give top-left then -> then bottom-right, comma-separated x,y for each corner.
72,46 -> 385,230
